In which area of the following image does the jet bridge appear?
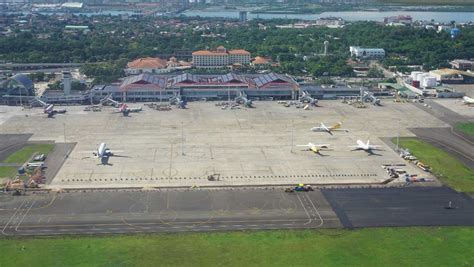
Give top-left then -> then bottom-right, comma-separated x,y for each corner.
299,91 -> 318,106
235,91 -> 253,108
360,88 -> 381,106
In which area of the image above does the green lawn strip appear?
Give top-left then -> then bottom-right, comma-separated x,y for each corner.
2,144 -> 54,164
396,137 -> 474,193
455,122 -> 474,138
0,228 -> 472,266
0,166 -> 18,179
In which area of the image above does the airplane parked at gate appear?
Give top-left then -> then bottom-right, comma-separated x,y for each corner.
297,143 -> 330,155
349,139 -> 382,155
115,103 -> 142,116
33,98 -> 67,118
311,122 -> 348,135
101,95 -> 142,116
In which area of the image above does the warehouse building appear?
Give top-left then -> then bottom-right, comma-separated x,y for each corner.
350,46 -> 385,59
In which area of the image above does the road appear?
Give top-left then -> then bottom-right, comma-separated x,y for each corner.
1,187 -> 472,236
409,127 -> 474,169
410,100 -> 474,168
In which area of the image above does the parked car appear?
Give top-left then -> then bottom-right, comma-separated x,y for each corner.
33,154 -> 46,161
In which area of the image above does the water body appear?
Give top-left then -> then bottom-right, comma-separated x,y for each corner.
182,10 -> 474,23
4,10 -> 141,17
5,9 -> 473,23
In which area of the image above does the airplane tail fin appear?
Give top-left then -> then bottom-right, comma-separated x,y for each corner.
367,139 -> 370,147
332,122 -> 342,129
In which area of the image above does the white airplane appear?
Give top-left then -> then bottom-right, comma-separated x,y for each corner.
311,122 -> 348,135
91,143 -> 124,165
462,96 -> 474,105
349,139 -> 382,155
297,143 -> 330,155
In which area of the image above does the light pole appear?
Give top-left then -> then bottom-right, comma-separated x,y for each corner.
181,122 -> 185,156
63,123 -> 68,159
19,87 -> 22,107
396,119 -> 400,152
291,119 -> 294,153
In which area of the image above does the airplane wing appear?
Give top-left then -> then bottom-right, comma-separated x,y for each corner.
107,150 -> 124,154
369,147 -> 383,151
79,151 -> 97,154
314,144 -> 330,148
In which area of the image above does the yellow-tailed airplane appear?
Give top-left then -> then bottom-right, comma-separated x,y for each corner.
297,143 -> 330,155
311,122 -> 349,135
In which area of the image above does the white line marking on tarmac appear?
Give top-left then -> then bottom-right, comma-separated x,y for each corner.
15,199 -> 36,232
304,194 -> 324,228
2,199 -> 27,236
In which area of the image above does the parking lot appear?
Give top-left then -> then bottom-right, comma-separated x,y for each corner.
0,101 -> 445,188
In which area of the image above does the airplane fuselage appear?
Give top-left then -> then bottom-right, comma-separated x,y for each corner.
463,96 -> 474,105
97,142 -> 112,158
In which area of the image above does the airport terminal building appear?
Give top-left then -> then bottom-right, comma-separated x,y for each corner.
0,74 -> 36,105
91,72 -> 301,102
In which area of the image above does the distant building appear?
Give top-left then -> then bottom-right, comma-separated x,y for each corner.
91,72 -> 298,102
64,25 -> 90,34
0,74 -> 35,105
192,46 -> 251,68
239,11 -> 248,22
276,18 -> 344,29
449,59 -> 473,71
384,15 -> 412,25
350,46 -> 385,59
125,57 -> 190,75
314,17 -> 345,28
62,71 -> 71,95
192,46 -> 250,68
251,56 -> 277,68
429,69 -> 474,84
126,57 -> 168,75
61,2 -> 83,9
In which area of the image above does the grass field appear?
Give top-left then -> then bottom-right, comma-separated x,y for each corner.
0,227 -> 473,266
377,0 -> 474,5
455,122 -> 474,138
396,138 -> 474,193
0,166 -> 18,179
2,144 -> 54,164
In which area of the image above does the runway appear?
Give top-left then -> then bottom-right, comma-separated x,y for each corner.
322,186 -> 474,228
0,189 -> 341,236
1,187 -> 472,236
